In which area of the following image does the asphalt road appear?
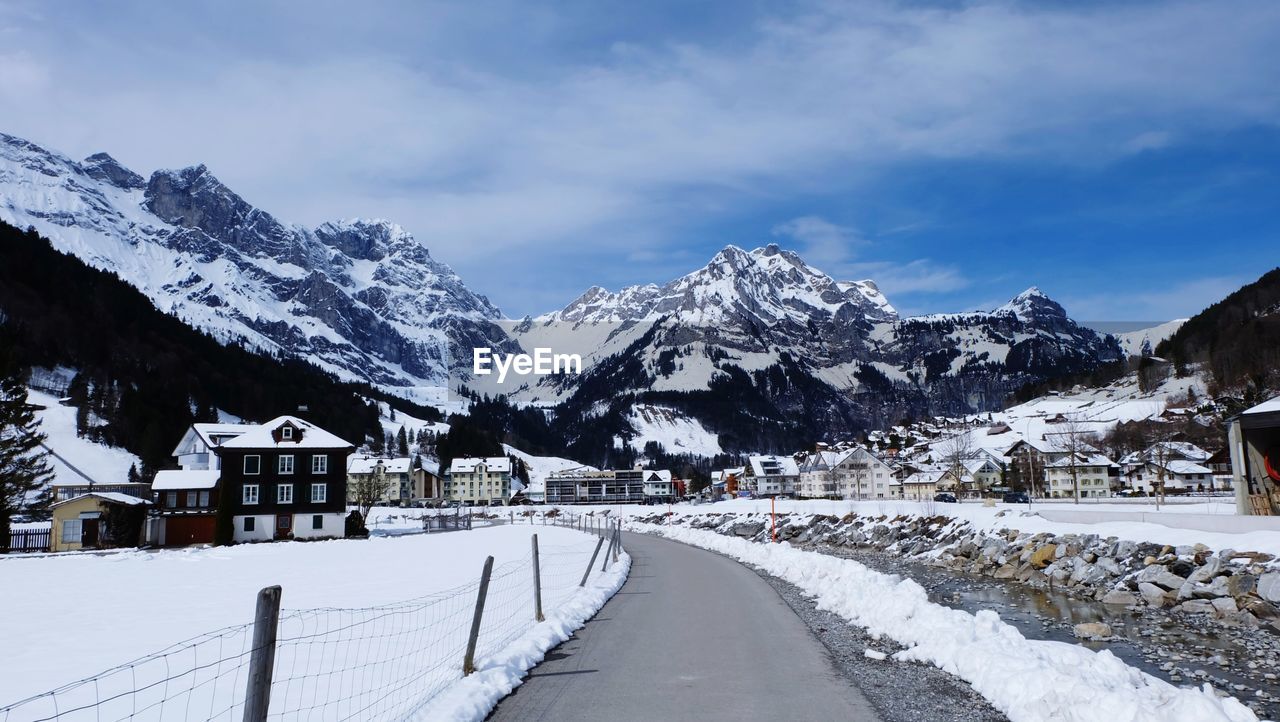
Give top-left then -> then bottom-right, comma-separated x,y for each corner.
487,531 -> 881,722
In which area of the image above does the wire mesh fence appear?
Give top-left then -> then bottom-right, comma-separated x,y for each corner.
0,515 -> 623,722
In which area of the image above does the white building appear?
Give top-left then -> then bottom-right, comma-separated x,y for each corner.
171,423 -> 256,471
746,455 -> 800,497
347,457 -> 419,506
447,457 -> 513,505
1131,460 -> 1214,493
643,469 -> 675,501
1044,453 -> 1114,498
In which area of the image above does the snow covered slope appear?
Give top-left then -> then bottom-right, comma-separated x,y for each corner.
1116,319 -> 1188,357
27,388 -> 141,493
0,133 -> 510,390
621,405 -> 723,457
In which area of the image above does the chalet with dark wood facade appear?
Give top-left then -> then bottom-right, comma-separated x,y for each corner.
215,416 -> 355,542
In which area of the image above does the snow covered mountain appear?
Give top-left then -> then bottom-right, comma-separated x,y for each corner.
0,132 -> 511,390
501,247 -> 1123,454
1,131 -> 1125,453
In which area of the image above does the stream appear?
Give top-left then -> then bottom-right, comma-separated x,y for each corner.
812,543 -> 1280,720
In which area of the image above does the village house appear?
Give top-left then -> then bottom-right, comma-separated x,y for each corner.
1044,453 -> 1115,499
414,459 -> 445,502
447,457 -> 512,506
745,455 -> 800,497
215,416 -> 355,542
346,457 -> 419,506
148,422 -> 256,545
50,492 -> 150,553
900,469 -> 957,500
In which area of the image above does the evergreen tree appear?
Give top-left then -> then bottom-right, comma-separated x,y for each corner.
396,426 -> 409,456
390,406 -> 397,422
127,463 -> 141,485
0,346 -> 55,540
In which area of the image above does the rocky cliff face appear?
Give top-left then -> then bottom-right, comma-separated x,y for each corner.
0,132 -> 510,389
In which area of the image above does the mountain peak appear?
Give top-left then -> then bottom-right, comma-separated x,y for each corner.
997,286 -> 1066,322
81,152 -> 145,190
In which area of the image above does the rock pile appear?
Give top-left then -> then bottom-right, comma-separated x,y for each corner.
638,511 -> 1280,634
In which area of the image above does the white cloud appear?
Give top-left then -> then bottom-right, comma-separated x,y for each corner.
1062,275 -> 1247,323
0,0 -> 1277,314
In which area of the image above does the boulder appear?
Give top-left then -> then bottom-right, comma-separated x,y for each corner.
1139,582 -> 1170,607
1187,557 -> 1221,584
1226,573 -> 1257,598
1096,557 -> 1121,576
1258,572 -> 1280,604
1101,590 -> 1139,606
1179,600 -> 1216,615
1070,563 -> 1108,587
1115,540 -> 1137,558
994,564 -> 1018,579
1073,622 -> 1113,640
1029,544 -> 1057,569
1211,597 -> 1239,615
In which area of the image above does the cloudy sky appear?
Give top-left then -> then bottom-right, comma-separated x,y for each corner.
2,0 -> 1278,321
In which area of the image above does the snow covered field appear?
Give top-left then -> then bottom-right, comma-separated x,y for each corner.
636,522 -> 1256,722
0,524 -> 627,720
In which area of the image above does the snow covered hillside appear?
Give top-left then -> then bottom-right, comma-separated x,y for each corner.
1117,320 -> 1188,357
0,133 -> 510,391
26,388 -> 140,493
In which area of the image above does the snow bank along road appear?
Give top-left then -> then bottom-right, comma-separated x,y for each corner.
488,531 -> 880,721
634,523 -> 1257,722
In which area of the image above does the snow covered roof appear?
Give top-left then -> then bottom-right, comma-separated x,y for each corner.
1151,459 -> 1212,476
1243,396 -> 1280,416
748,455 -> 799,477
449,457 -> 512,474
347,457 -> 411,474
51,491 -> 151,508
644,469 -> 673,482
903,470 -> 951,485
220,416 -> 355,450
152,470 -> 220,490
1045,453 -> 1114,469
193,423 -> 257,447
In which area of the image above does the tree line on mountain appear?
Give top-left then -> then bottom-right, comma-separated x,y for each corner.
0,222 -> 439,480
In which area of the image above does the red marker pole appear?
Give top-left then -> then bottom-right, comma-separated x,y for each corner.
771,496 -> 777,543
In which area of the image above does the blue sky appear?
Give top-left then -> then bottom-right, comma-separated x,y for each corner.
1,0 -> 1278,321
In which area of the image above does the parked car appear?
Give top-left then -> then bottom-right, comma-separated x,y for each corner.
933,493 -> 958,503
1002,492 -> 1030,504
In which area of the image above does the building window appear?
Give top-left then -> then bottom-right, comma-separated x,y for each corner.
278,484 -> 293,504
312,514 -> 323,530
244,484 -> 259,505
198,491 -> 210,507
166,491 -> 177,508
311,483 -> 327,503
244,517 -> 255,532
279,455 -> 294,475
186,491 -> 198,507
61,519 -> 82,543
244,455 -> 261,475
312,455 -> 328,474
282,426 -> 294,440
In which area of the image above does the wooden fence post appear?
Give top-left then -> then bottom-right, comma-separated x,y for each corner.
531,534 -> 545,622
242,585 -> 282,722
463,556 -> 495,675
579,536 -> 605,587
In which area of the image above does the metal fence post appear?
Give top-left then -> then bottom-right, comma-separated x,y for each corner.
579,536 -> 605,587
601,524 -> 616,572
531,534 -> 545,622
612,522 -> 621,562
243,585 -> 282,722
463,556 -> 495,675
